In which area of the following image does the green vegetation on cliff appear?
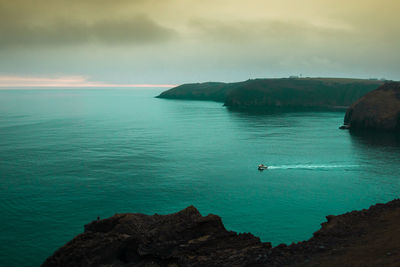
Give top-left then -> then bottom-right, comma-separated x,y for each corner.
157,81 -> 244,102
158,78 -> 384,110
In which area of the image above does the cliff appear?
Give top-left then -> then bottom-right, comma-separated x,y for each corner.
42,206 -> 269,267
43,199 -> 400,266
343,82 -> 400,132
157,78 -> 384,110
156,82 -> 244,102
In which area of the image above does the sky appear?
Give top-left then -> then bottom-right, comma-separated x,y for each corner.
0,0 -> 399,87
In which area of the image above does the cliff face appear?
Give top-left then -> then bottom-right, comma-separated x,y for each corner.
224,79 -> 382,109
156,82 -> 244,102
344,82 -> 400,131
157,78 -> 383,110
42,206 -> 270,267
43,199 -> 400,267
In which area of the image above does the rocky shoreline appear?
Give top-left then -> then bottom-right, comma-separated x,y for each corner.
343,82 -> 400,132
43,199 -> 400,266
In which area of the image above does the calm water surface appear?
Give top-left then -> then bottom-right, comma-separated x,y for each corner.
0,89 -> 399,266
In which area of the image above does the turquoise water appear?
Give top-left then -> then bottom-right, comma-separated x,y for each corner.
0,89 -> 399,266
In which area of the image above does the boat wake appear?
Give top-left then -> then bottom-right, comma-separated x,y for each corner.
267,164 -> 359,170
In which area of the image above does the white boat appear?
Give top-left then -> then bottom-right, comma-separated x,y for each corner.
258,164 -> 268,170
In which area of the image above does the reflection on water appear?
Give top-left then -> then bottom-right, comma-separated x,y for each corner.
348,130 -> 400,180
226,106 -> 347,115
349,130 -> 400,148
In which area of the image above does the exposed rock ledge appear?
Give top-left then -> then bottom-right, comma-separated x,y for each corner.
43,199 -> 400,267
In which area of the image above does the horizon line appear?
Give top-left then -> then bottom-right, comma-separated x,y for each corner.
0,75 -> 178,89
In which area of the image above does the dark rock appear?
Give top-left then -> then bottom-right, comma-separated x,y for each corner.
43,199 -> 400,267
344,82 -> 400,132
42,206 -> 267,267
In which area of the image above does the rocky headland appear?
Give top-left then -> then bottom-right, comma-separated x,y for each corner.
343,82 -> 400,132
43,199 -> 400,266
157,78 -> 383,110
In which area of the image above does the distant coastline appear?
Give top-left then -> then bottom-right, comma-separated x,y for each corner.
157,77 -> 385,110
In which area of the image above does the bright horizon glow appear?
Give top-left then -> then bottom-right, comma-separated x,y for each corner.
0,75 -> 177,89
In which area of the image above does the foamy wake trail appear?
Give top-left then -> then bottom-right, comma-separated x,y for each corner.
267,164 -> 359,170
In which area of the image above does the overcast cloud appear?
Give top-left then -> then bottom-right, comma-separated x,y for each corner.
0,0 -> 399,84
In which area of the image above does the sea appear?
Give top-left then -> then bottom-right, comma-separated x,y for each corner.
0,88 -> 399,266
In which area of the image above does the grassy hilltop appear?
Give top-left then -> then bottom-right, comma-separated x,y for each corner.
158,78 -> 385,110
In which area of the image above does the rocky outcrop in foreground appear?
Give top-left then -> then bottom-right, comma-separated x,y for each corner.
43,199 -> 400,266
42,206 -> 270,267
343,82 -> 400,131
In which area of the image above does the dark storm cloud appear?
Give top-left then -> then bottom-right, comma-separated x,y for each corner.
0,16 -> 177,48
0,0 -> 176,48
